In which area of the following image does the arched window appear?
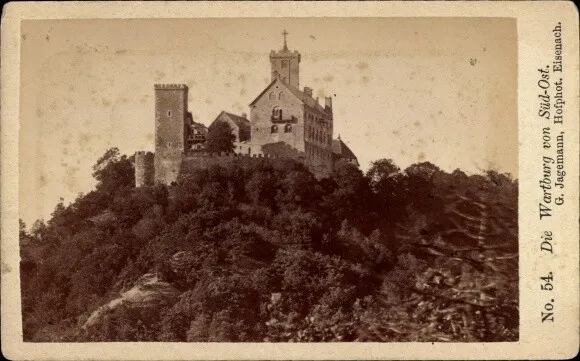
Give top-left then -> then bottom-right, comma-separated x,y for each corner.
279,92 -> 285,100
272,107 -> 282,120
271,125 -> 278,133
269,92 -> 275,100
284,124 -> 292,133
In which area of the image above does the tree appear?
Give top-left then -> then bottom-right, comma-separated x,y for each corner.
367,158 -> 401,191
20,148 -> 518,343
19,219 -> 29,240
92,147 -> 135,193
366,159 -> 406,228
206,121 -> 236,153
30,219 -> 48,243
322,161 -> 376,232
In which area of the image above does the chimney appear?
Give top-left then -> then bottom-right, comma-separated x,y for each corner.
242,112 -> 247,119
325,96 -> 333,110
304,87 -> 313,97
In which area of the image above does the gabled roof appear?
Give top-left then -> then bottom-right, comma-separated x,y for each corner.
249,79 -> 279,107
223,112 -> 250,131
332,138 -> 358,161
210,111 -> 250,132
189,117 -> 207,129
191,121 -> 207,129
249,78 -> 330,115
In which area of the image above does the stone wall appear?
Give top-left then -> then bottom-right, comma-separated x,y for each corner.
154,149 -> 183,185
179,152 -> 302,179
135,151 -> 155,187
250,79 -> 305,153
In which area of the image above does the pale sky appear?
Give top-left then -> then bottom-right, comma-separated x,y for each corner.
20,18 -> 517,225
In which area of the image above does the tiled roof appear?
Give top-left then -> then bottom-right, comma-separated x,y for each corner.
332,138 -> 357,161
190,120 -> 207,129
224,112 -> 250,132
285,84 -> 328,114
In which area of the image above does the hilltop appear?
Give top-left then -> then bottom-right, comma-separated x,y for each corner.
20,148 -> 518,342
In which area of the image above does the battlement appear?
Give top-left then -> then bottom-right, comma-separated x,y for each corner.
180,151 -> 304,179
154,84 -> 188,90
184,151 -> 279,159
135,150 -> 153,156
270,50 -> 301,58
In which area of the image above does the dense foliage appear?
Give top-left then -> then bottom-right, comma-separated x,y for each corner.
205,121 -> 236,153
20,148 -> 518,342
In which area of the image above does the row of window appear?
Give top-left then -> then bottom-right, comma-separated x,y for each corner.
307,125 -> 330,145
188,134 -> 205,141
271,124 -> 293,133
269,92 -> 285,101
306,144 -> 332,162
306,112 -> 328,128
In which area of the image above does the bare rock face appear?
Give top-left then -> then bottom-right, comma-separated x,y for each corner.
82,273 -> 180,329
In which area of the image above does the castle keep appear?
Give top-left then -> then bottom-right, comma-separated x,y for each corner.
135,31 -> 358,187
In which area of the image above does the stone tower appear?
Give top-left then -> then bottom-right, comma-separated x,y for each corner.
270,30 -> 301,88
154,84 -> 189,185
134,151 -> 154,187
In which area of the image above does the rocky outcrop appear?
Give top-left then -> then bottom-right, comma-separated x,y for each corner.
82,273 -> 179,329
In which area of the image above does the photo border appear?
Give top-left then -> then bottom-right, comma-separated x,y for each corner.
2,1 -> 578,360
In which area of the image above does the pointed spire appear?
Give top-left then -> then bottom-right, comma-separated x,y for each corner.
282,29 -> 289,50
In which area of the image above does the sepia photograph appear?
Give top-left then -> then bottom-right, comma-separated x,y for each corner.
15,16 -> 520,344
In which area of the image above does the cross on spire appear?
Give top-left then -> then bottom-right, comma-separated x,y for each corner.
282,29 -> 289,50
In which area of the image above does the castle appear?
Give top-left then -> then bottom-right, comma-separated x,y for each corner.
135,31 -> 358,187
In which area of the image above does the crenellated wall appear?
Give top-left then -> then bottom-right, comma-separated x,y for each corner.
179,151 -> 304,179
136,151 -> 307,186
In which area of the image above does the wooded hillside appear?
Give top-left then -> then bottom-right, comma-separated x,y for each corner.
20,148 -> 518,342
